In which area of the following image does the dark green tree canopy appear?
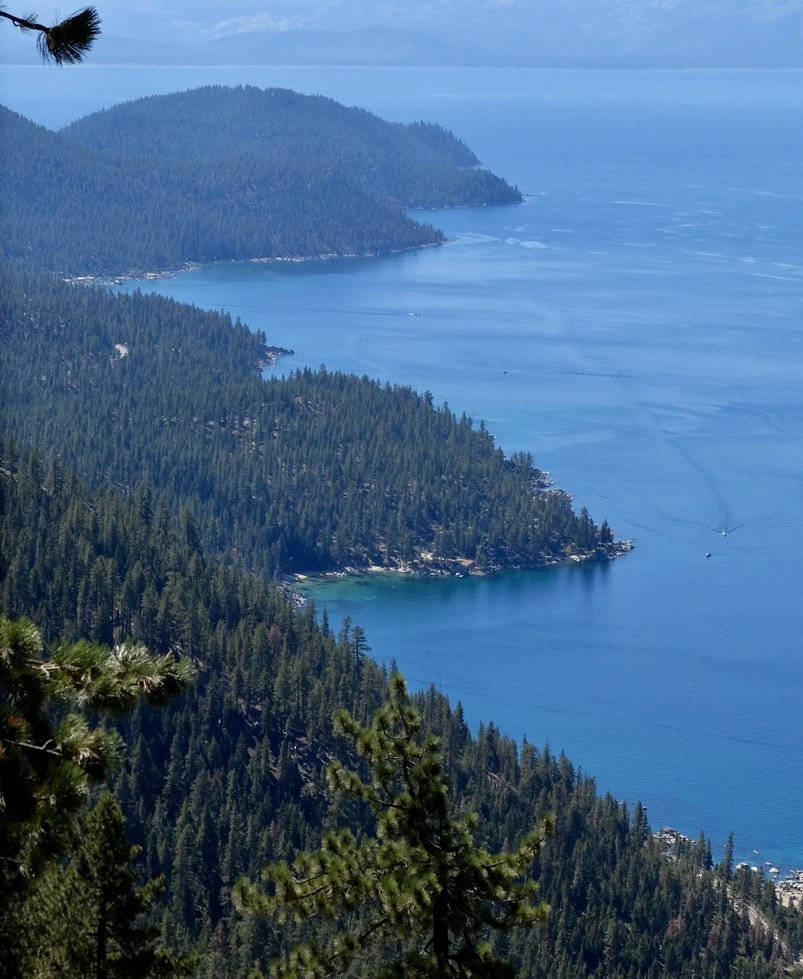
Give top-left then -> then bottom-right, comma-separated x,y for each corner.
17,791 -> 197,978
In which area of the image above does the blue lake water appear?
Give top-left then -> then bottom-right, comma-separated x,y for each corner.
3,66 -> 802,871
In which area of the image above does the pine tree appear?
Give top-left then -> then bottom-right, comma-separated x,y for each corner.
234,673 -> 553,978
0,615 -> 194,906
19,792 -> 196,978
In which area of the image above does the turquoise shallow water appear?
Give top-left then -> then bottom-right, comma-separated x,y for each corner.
4,66 -> 803,871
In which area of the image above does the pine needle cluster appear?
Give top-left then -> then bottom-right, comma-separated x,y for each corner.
0,5 -> 100,64
0,615 -> 194,893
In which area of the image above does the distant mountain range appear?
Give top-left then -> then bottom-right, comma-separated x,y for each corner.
2,0 -> 802,66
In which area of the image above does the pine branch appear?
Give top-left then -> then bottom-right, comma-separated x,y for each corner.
241,674 -> 552,976
0,5 -> 100,64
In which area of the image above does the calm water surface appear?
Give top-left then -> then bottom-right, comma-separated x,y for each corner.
4,66 -> 802,869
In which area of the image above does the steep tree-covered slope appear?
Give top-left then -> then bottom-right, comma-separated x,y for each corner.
0,86 -> 520,277
1,449 -> 801,977
1,263 -> 620,576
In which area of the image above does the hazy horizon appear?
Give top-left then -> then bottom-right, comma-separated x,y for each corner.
2,0 -> 803,68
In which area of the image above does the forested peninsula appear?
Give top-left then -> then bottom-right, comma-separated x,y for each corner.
1,85 -> 520,277
0,263 -> 622,578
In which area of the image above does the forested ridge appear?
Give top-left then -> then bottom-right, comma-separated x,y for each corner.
1,263 -> 621,577
1,447 -> 801,977
0,85 -> 521,277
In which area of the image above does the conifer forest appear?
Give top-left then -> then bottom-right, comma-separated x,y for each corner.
1,83 -> 801,978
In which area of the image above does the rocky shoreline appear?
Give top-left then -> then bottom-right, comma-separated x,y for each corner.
778,869 -> 803,909
66,241 -> 444,289
290,538 -> 633,587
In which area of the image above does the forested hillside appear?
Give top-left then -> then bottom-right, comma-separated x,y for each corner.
3,77 -> 802,979
0,86 -> 520,277
2,447 -> 801,977
1,263 -> 620,576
